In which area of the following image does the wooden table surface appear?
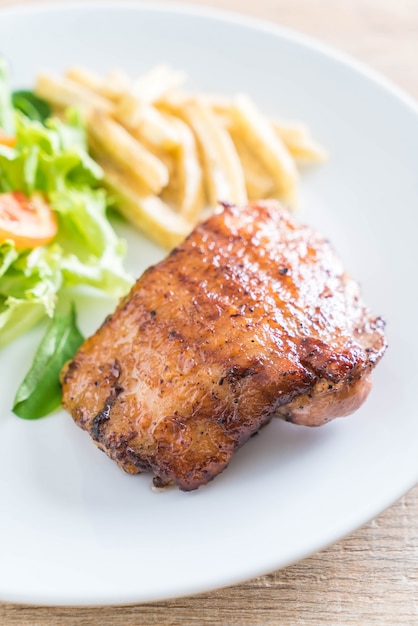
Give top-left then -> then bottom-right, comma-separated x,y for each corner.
0,0 -> 417,623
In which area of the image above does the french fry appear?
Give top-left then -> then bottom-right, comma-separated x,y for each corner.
203,96 -> 234,130
230,93 -> 298,206
36,72 -> 114,114
115,96 -> 180,150
271,120 -> 328,164
87,110 -> 169,194
229,128 -> 275,200
98,158 -> 192,249
132,65 -> 186,103
208,97 -> 327,165
156,90 -> 187,112
203,94 -> 233,116
100,68 -> 132,102
66,66 -> 132,103
179,97 -> 247,206
37,62 -> 327,248
65,66 -> 103,92
163,115 -> 204,222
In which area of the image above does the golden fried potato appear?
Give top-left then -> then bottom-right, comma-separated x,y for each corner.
230,93 -> 298,206
37,63 -> 327,250
271,120 -> 328,164
180,97 -> 247,206
36,72 -> 114,114
229,128 -> 275,200
115,97 -> 180,151
87,110 -> 169,194
162,115 -> 204,222
132,65 -> 186,103
98,158 -> 192,250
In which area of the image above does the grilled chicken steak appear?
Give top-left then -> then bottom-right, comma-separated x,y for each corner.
61,201 -> 386,491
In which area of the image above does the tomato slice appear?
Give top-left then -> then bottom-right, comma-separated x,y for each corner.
0,128 -> 16,148
0,191 -> 58,248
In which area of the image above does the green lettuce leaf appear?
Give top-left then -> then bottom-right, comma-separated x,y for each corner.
52,188 -> 131,295
0,62 -> 133,351
0,244 -> 62,348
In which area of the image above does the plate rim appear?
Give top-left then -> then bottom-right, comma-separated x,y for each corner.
1,0 -> 417,117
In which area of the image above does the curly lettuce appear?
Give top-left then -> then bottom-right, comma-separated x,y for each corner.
0,62 -> 132,350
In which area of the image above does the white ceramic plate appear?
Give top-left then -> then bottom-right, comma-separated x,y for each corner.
0,2 -> 417,607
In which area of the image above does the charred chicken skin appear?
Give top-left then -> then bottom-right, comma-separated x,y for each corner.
61,201 -> 386,491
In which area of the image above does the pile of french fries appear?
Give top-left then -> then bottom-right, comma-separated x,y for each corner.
35,64 -> 326,249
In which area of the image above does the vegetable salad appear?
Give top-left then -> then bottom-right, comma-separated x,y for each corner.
0,59 -> 132,417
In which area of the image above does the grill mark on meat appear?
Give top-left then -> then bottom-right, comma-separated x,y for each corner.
298,337 -> 362,382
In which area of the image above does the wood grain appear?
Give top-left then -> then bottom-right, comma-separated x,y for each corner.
0,0 -> 417,624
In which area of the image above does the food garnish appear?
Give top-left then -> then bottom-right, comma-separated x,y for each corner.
0,59 -> 132,415
13,304 -> 84,419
